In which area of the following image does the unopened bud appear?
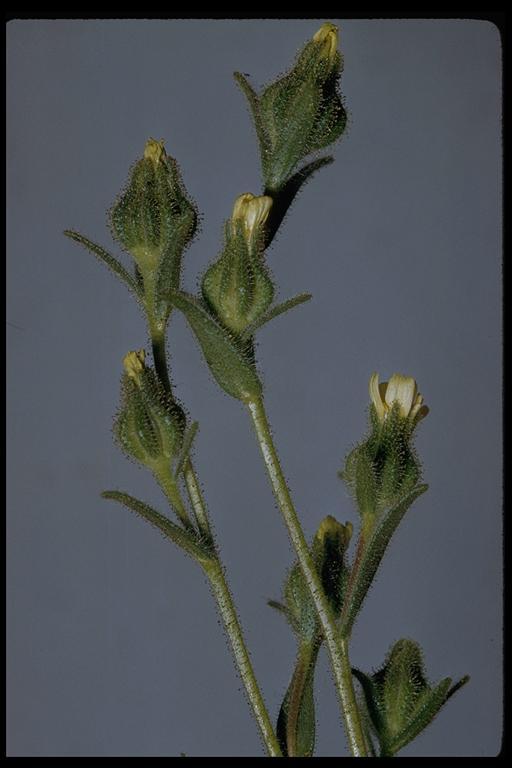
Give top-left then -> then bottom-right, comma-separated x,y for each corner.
115,350 -> 185,470
110,138 -> 197,327
201,193 -> 274,335
123,349 -> 145,384
231,193 -> 272,251
312,22 -> 338,66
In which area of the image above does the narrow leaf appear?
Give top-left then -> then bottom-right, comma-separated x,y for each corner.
277,642 -> 319,757
242,293 -> 312,339
233,71 -> 270,168
171,291 -> 262,402
102,490 -> 213,564
387,677 -> 453,755
173,421 -> 199,478
63,230 -> 142,299
352,667 -> 386,739
341,484 -> 428,634
445,675 -> 470,702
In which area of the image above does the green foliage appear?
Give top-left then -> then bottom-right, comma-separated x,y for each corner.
102,490 -> 214,564
271,516 -> 352,756
276,641 -> 319,756
340,484 -> 428,635
63,230 -> 142,300
353,640 -> 469,756
235,24 -> 346,193
241,293 -> 312,339
170,291 -> 263,402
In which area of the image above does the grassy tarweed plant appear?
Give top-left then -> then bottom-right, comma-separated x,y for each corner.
64,22 -> 469,757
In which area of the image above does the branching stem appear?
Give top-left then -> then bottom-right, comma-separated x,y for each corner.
247,395 -> 368,757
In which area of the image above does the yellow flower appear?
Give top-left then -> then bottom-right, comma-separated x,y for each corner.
312,22 -> 338,65
369,372 -> 429,423
123,349 -> 146,384
143,137 -> 165,166
231,193 -> 272,247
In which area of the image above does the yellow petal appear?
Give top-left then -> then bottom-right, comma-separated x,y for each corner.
369,372 -> 386,422
312,23 -> 338,64
144,138 -> 165,166
123,349 -> 145,384
385,373 -> 417,418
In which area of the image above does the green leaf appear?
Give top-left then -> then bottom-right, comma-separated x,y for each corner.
352,668 -> 386,739
173,421 -> 199,478
387,677 -> 454,756
102,490 -> 213,564
264,156 -> 334,247
277,641 -> 319,757
445,674 -> 470,702
63,230 -> 142,299
233,71 -> 270,171
341,484 -> 428,634
241,293 -> 312,339
171,291 -> 262,402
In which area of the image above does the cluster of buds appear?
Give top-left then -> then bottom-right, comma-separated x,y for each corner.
342,373 -> 429,522
237,23 -> 347,193
353,639 -> 469,757
201,193 -> 274,336
110,139 -> 197,329
114,349 -> 186,470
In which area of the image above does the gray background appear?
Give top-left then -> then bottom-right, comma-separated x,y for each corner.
6,19 -> 502,757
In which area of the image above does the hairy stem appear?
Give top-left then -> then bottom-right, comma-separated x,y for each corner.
204,558 -> 282,756
151,329 -> 281,756
247,395 -> 367,757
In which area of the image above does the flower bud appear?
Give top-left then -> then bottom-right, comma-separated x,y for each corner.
353,640 -> 469,756
282,515 -> 352,640
201,193 -> 274,335
123,349 -> 145,384
114,349 -> 186,470
230,193 -> 273,253
369,372 -> 429,425
312,515 -> 352,615
110,138 -> 197,326
312,23 -> 338,67
250,21 -> 346,191
341,373 -> 428,520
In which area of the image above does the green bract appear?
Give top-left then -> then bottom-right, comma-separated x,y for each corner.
353,640 -> 470,757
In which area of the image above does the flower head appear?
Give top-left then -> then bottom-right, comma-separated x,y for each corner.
369,372 -> 429,424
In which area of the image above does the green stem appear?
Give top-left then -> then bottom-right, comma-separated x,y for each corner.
150,328 -> 281,756
247,395 -> 367,757
153,463 -> 194,531
204,558 -> 282,757
151,327 -> 172,393
183,457 -> 213,541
